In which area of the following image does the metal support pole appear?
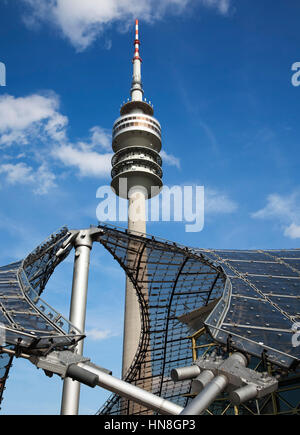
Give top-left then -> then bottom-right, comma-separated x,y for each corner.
60,230 -> 93,415
180,375 -> 228,415
76,362 -> 184,415
171,365 -> 201,382
179,352 -> 249,415
191,370 -> 215,394
28,348 -> 183,415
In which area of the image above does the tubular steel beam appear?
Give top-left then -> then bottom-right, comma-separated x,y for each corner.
77,361 -> 183,415
180,374 -> 228,415
60,228 -> 103,415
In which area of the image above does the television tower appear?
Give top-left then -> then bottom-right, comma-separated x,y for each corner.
111,20 -> 163,378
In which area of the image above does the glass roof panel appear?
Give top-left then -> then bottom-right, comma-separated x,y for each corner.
224,260 -> 299,277
247,275 -> 300,297
210,250 -> 272,262
265,250 -> 300,259
223,296 -> 292,329
97,226 -> 300,415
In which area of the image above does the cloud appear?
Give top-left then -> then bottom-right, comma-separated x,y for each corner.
53,144 -> 112,177
0,93 -> 60,131
160,150 -> 180,169
52,125 -> 113,177
252,192 -> 300,239
0,162 -> 57,195
22,0 -> 231,51
0,93 -> 67,148
86,328 -> 116,341
0,162 -> 35,185
88,126 -> 111,152
0,93 -> 114,194
251,193 -> 299,221
202,0 -> 230,15
33,164 -> 57,195
205,187 -> 238,215
284,223 -> 300,239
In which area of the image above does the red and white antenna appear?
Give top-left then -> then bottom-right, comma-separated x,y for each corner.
131,19 -> 143,101
133,19 -> 142,63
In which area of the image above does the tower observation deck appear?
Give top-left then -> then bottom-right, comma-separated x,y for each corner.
111,19 -> 163,200
111,20 -> 164,382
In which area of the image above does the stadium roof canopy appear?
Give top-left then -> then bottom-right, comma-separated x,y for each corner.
0,224 -> 299,412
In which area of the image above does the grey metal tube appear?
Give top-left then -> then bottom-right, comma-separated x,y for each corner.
78,362 -> 183,415
228,352 -> 248,367
180,375 -> 228,415
171,365 -> 201,382
66,364 -> 99,388
60,242 -> 92,415
230,384 -> 258,405
191,370 -> 215,394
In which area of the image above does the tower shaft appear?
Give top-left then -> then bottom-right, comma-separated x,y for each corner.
122,188 -> 147,377
111,21 -> 163,401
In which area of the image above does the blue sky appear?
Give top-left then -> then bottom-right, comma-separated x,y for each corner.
0,0 -> 299,414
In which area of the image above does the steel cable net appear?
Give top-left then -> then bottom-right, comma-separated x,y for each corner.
201,248 -> 300,368
0,224 -> 299,414
0,227 -> 84,409
0,353 -> 13,410
22,226 -> 72,296
96,225 -> 300,415
97,225 -> 226,415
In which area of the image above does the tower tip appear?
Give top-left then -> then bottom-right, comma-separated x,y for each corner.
131,19 -> 143,101
135,19 -> 139,41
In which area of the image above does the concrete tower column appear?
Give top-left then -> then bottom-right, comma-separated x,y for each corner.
122,186 -> 147,377
111,21 -> 163,412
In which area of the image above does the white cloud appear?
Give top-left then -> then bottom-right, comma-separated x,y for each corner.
0,93 -> 61,132
251,193 -> 296,220
0,93 -> 65,194
33,164 -> 57,195
205,187 -> 238,214
0,162 -> 57,195
0,93 -> 67,147
252,192 -> 300,239
160,150 -> 180,169
22,0 -> 231,51
0,93 -> 114,194
86,328 -> 116,341
284,223 -> 300,240
202,0 -> 230,15
53,144 -> 112,177
88,126 -> 111,152
52,125 -> 113,177
0,162 -> 35,185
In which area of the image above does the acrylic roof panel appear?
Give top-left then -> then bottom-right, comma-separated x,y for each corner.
97,225 -> 226,414
203,249 -> 300,369
0,352 -> 13,410
97,226 -> 300,415
0,227 -> 86,410
0,228 -> 84,351
0,223 -> 298,415
265,250 -> 300,259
